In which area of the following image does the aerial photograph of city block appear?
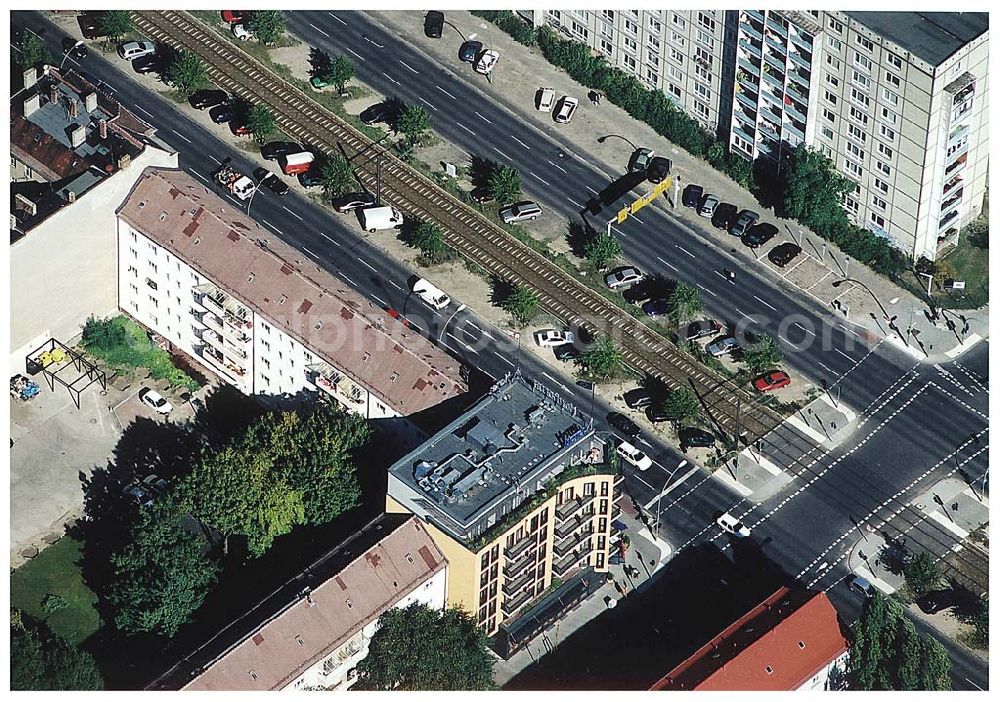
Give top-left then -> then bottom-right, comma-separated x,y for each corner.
7,5 -> 989,693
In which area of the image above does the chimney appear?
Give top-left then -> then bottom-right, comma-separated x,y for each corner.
99,119 -> 107,139
69,125 -> 85,148
66,191 -> 76,203
84,92 -> 98,113
68,99 -> 78,119
49,84 -> 59,105
116,153 -> 131,171
22,94 -> 40,117
22,66 -> 38,89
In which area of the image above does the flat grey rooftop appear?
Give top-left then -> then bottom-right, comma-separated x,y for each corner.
389,374 -> 591,533
845,12 -> 988,67
26,81 -> 114,158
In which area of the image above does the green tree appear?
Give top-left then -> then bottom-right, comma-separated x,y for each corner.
246,104 -> 276,143
917,637 -> 952,690
247,10 -> 286,44
742,334 -> 782,374
660,387 -> 699,425
19,32 -> 52,69
409,221 -> 448,260
667,282 -> 701,324
782,145 -> 855,235
100,10 -> 133,42
578,335 -> 623,382
318,153 -> 354,198
584,230 -> 621,270
487,164 -> 522,205
165,50 -> 206,98
11,611 -> 104,690
397,104 -> 431,146
892,616 -> 922,690
323,54 -> 354,94
727,153 -> 754,189
356,603 -> 494,690
850,593 -> 893,690
500,283 -> 539,326
903,552 -> 942,596
105,501 -> 218,637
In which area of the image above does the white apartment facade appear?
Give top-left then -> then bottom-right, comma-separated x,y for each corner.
116,168 -> 466,419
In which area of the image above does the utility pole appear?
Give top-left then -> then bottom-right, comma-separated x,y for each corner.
655,460 -> 688,536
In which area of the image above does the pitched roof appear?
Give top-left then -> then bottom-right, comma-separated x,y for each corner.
182,516 -> 446,691
9,112 -> 90,181
845,12 -> 988,67
116,168 -> 467,415
651,587 -> 849,691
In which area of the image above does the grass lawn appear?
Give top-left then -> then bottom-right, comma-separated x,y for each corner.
10,537 -> 102,647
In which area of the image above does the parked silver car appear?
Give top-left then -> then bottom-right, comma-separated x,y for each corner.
706,336 -> 739,358
499,200 -> 542,224
699,194 -> 720,218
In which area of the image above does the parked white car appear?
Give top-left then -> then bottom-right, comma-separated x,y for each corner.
716,512 -> 751,537
536,87 -> 555,112
139,387 -> 173,415
412,277 -> 451,310
232,23 -> 252,41
553,96 -> 579,124
534,329 -> 575,347
118,40 -> 156,61
474,49 -> 500,75
604,266 -> 644,290
616,440 -> 653,471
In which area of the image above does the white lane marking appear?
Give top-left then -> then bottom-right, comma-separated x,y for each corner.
540,371 -> 569,391
586,186 -> 600,195
358,259 -> 377,273
308,22 -> 330,37
466,320 -> 484,333
301,246 -> 319,259
792,322 -> 815,337
475,111 -> 493,124
816,361 -> 836,376
838,323 -> 860,338
328,12 -> 347,25
435,85 -> 457,100
381,71 -> 401,86
371,294 -> 387,306
260,219 -> 285,236
340,273 -> 357,286
170,129 -> 192,144
347,47 -> 365,61
674,244 -> 695,259
132,103 -> 154,118
567,197 -> 584,208
511,135 -> 531,150
418,96 -> 438,111
835,348 -> 855,363
282,206 -> 304,221
632,214 -> 645,225
547,160 -> 568,174
495,351 -> 515,367
191,170 -> 211,185
753,295 -> 777,311
399,59 -> 419,74
493,146 -> 512,160
657,255 -> 678,272
697,284 -> 718,298
734,306 -> 753,321
320,232 -> 339,245
390,280 -> 403,290
530,172 -> 550,186
456,121 -> 475,135
633,474 -> 654,490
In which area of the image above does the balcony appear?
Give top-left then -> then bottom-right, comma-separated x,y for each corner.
503,542 -> 537,576
555,509 -> 593,539
734,106 -> 757,129
764,34 -> 787,58
787,67 -> 810,90
757,120 -> 780,142
555,492 -> 595,521
202,311 -> 225,337
200,344 -> 247,382
505,533 -> 534,561
502,567 -> 535,597
942,175 -> 963,198
762,69 -> 785,92
737,57 -> 761,80
783,118 -> 805,140
309,363 -> 365,406
736,89 -> 759,113
731,123 -> 756,146
762,48 -> 786,73
554,527 -> 592,558
940,189 -> 964,215
739,21 -> 763,43
501,587 -> 535,617
944,153 -> 968,177
783,99 -> 807,124
552,550 -> 584,578
759,84 -> 784,109
937,209 -> 960,232
788,49 -> 811,70
738,38 -> 762,58
742,9 -> 765,24
789,29 -> 813,54
766,15 -> 788,36
198,286 -> 252,331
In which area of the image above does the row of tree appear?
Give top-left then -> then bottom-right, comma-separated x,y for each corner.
10,610 -> 103,691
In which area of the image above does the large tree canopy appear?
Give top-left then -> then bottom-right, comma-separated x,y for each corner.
10,611 -> 104,690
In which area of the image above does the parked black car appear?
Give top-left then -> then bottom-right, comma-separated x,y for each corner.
261,141 -> 302,161
424,11 -> 445,38
680,427 -> 715,450
62,37 -> 88,61
681,184 -> 704,208
132,54 -> 163,74
189,89 -> 228,109
916,590 -> 957,615
646,156 -> 672,184
642,298 -> 670,318
768,242 -> 803,267
607,412 -> 642,440
685,319 -> 723,341
459,40 -> 483,63
553,343 -> 581,361
298,168 -> 323,188
209,103 -> 234,123
623,279 -> 657,305
360,101 -> 393,126
623,387 -> 656,409
711,202 -> 739,230
254,169 -> 289,196
743,222 -> 779,248
645,404 -> 672,423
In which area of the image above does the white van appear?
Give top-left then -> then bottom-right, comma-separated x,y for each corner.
358,205 -> 403,232
412,278 -> 451,310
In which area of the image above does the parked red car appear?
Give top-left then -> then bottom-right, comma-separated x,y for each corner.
230,122 -> 252,137
221,10 -> 248,24
754,370 -> 791,392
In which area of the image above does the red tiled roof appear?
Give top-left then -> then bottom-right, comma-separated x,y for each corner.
9,113 -> 89,181
651,587 -> 848,691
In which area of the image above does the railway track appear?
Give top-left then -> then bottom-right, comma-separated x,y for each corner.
133,10 -> 783,440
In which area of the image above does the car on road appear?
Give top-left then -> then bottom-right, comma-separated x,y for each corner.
499,200 -> 542,224
645,404 -> 672,423
646,156 -> 672,184
716,512 -> 751,537
698,193 -> 720,218
616,440 -> 653,471
712,202 -> 739,230
131,54 -> 163,74
424,10 -> 445,38
118,40 -> 156,61
359,101 -> 393,126
535,86 -> 556,112
333,192 -> 377,213
261,141 -> 302,161
221,10 -> 248,23
190,89 -> 228,109
743,222 -> 778,248
731,209 -> 760,237
768,242 -> 803,267
916,590 -> 956,614
459,40 -> 482,63
534,329 -> 574,347
847,574 -> 874,598
298,168 -> 323,188
210,103 -> 234,123
469,187 -> 494,205
684,319 -> 723,341
624,387 -> 657,409
553,96 -> 579,124
553,343 -> 581,361
232,23 -> 253,41
254,169 -> 289,196
642,298 -> 670,318
628,148 -> 655,174
123,483 -> 155,509
680,427 -> 715,450
412,277 -> 451,310
474,49 -> 500,75
607,412 -> 642,440
139,387 -> 173,414
754,370 -> 791,392
681,184 -> 704,208
62,37 -> 88,61
706,335 -> 739,358
604,266 -> 644,290
623,279 -> 657,305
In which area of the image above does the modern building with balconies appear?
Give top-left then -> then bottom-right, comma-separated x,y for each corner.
386,372 -> 621,637
115,167 -> 467,420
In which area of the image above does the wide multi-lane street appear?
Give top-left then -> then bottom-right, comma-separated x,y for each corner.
16,11 -> 987,689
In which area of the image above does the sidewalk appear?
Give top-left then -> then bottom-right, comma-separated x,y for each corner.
847,532 -> 905,595
368,11 -> 988,364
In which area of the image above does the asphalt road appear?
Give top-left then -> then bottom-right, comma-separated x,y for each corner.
15,12 -> 987,690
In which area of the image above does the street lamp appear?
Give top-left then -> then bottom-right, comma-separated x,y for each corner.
597,133 -> 639,151
654,459 -> 688,536
59,40 -> 84,71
